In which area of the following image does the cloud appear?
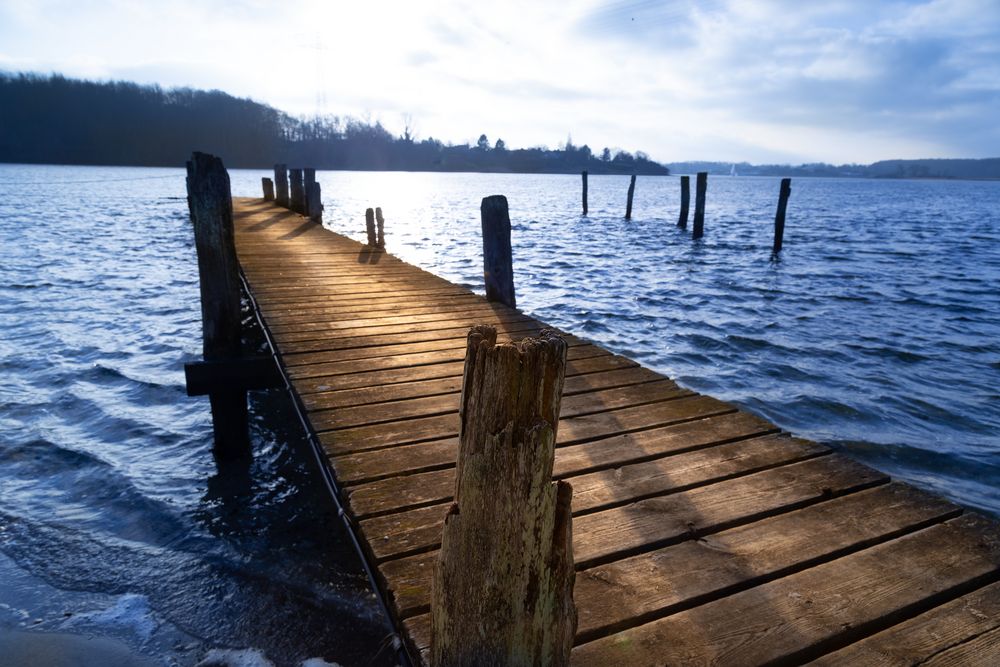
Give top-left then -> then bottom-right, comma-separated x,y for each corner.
0,0 -> 997,162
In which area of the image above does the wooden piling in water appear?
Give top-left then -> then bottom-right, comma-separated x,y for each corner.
365,208 -> 377,247
480,195 -> 516,309
307,181 -> 323,224
773,178 -> 792,255
432,325 -> 575,667
289,169 -> 305,214
184,152 -> 249,459
375,207 -> 385,248
274,164 -> 289,208
678,175 -> 690,228
625,174 -> 636,220
304,168 -> 316,214
581,170 -> 588,216
693,171 -> 707,239
261,177 -> 274,201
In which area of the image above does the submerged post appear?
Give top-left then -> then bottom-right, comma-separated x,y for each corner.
185,152 -> 249,459
432,325 -> 575,667
274,164 -> 289,208
375,207 -> 385,248
261,177 -> 274,201
772,178 -> 792,255
677,175 -> 690,228
581,170 -> 588,216
625,174 -> 636,220
365,208 -> 377,247
289,168 -> 305,214
693,171 -> 707,239
480,195 -> 516,309
307,181 -> 323,224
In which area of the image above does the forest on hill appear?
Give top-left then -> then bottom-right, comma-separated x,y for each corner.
0,72 -> 668,175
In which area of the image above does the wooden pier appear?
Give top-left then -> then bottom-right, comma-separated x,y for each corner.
232,197 -> 1000,666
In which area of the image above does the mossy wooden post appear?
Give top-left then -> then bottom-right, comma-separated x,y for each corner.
677,175 -> 690,228
289,168 -> 305,214
365,207 -> 377,247
431,325 -> 575,667
480,195 -> 516,309
581,170 -> 588,216
693,171 -> 707,239
185,152 -> 249,459
307,181 -> 323,224
274,164 -> 289,208
625,174 -> 636,220
261,177 -> 274,201
375,207 -> 385,248
772,178 -> 792,255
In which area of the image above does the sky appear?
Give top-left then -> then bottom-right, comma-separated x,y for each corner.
1,0 -> 998,164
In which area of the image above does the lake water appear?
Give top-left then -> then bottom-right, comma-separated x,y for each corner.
1,164 -> 998,665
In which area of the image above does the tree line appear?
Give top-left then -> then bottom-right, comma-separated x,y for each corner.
0,72 -> 668,175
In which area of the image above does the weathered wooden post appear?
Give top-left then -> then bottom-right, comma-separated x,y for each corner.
307,181 -> 323,224
185,152 -> 249,459
290,169 -> 306,214
625,174 -> 636,220
693,171 -> 707,239
274,164 -> 289,208
432,325 -> 575,667
581,170 -> 588,216
365,208 -> 377,247
480,195 -> 516,309
772,177 -> 792,255
303,168 -> 316,214
375,207 -> 385,248
261,177 -> 274,201
677,175 -> 690,228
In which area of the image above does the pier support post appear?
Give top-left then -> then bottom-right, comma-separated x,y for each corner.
289,168 -> 305,214
303,168 -> 316,214
185,152 -> 249,459
365,208 -> 377,247
581,170 -> 588,216
375,207 -> 385,248
261,177 -> 274,201
625,174 -> 636,220
678,175 -> 690,228
480,195 -> 516,309
307,181 -> 323,224
432,325 -> 575,667
274,164 -> 289,208
693,171 -> 707,239
772,178 -> 791,256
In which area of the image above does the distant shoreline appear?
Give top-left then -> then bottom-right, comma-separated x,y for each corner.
4,160 -> 1000,182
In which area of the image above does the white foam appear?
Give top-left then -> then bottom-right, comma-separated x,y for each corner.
300,659 -> 342,667
62,593 -> 158,642
196,648 -> 276,667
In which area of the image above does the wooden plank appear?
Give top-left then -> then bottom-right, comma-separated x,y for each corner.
314,379 -> 687,432
321,393 -> 732,456
302,365 -> 665,413
571,514 -> 1000,666
286,341 -> 605,382
343,412 -> 778,516
278,319 -> 546,356
276,311 -> 537,344
299,352 -> 638,401
808,579 -> 1000,666
360,455 -> 884,564
380,483 -> 958,626
280,327 -> 584,368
